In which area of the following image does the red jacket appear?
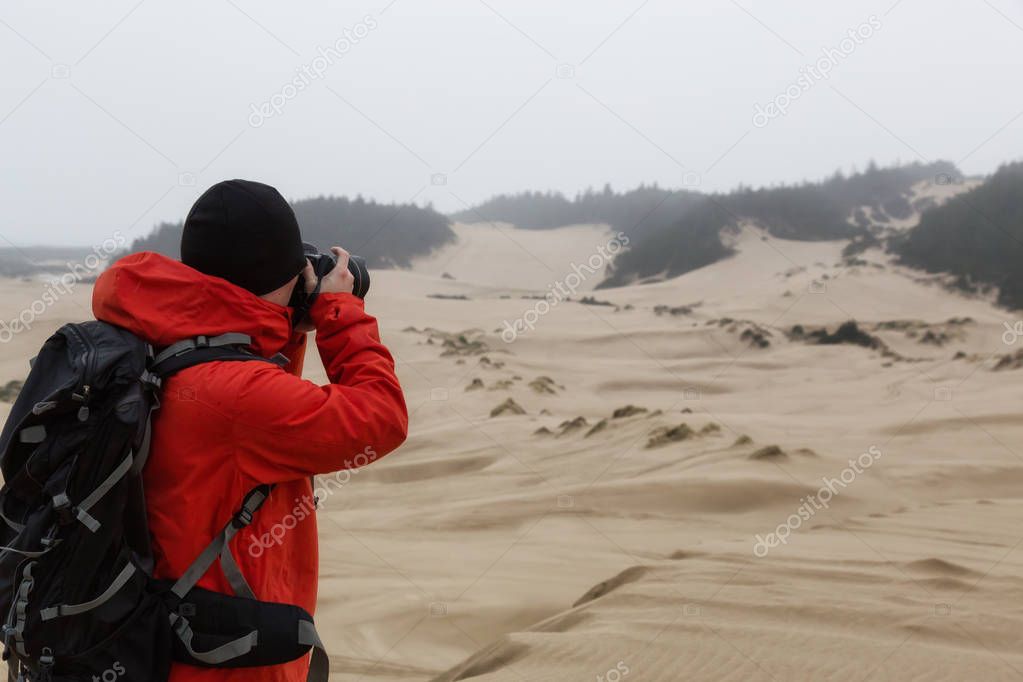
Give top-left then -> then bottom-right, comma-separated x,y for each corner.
92,252 -> 408,682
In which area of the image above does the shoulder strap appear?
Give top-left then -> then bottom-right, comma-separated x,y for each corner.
152,333 -> 253,366
168,485 -> 332,681
150,334 -> 288,379
169,484 -> 274,602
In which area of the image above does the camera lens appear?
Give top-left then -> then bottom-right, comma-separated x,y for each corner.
347,255 -> 370,299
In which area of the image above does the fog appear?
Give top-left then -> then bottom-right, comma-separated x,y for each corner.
1,0 -> 1021,245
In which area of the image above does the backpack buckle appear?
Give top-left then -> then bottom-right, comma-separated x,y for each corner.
39,527 -> 59,548
139,370 -> 162,392
37,648 -> 54,681
51,495 -> 74,525
233,508 -> 254,528
195,335 -> 209,348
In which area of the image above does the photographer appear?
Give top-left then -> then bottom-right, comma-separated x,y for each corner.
91,179 -> 408,682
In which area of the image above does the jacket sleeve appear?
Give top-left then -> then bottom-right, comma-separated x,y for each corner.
228,292 -> 408,484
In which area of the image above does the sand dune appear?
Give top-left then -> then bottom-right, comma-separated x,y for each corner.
1,221 -> 1021,680
427,503 -> 1023,681
409,222 -> 615,290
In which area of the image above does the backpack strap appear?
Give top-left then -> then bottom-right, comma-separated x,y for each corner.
168,611 -> 259,666
299,622 -> 330,682
152,333 -> 254,366
39,563 -> 137,621
219,540 -> 256,600
149,333 -> 288,380
6,562 -> 36,658
169,485 -> 272,601
129,404 -> 155,476
167,486 -> 330,681
169,609 -> 330,682
163,486 -> 271,665
49,414 -> 155,535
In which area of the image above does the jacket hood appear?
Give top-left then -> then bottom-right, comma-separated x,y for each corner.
93,252 -> 294,356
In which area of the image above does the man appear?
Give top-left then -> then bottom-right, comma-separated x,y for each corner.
92,179 -> 409,681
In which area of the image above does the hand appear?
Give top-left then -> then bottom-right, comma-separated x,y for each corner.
319,247 -> 355,295
293,247 -> 354,333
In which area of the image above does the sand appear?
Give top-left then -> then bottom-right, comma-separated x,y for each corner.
2,220 -> 1022,680
408,221 -> 615,290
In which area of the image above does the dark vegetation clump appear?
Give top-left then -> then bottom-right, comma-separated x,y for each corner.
741,328 -> 771,349
646,424 -> 695,448
882,194 -> 914,220
893,161 -> 1023,309
450,184 -> 703,232
528,377 -> 560,395
430,331 -> 489,357
919,330 -> 950,346
585,419 -> 608,438
842,232 -> 882,259
653,304 -> 696,317
804,321 -> 883,350
557,416 -> 589,436
121,197 -> 455,269
490,398 -> 526,417
749,445 -> 786,461
478,356 -> 506,370
453,162 -> 956,290
600,200 -> 736,287
993,350 -> 1023,371
612,405 -> 648,419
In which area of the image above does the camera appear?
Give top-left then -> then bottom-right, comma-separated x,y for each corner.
289,242 -> 371,325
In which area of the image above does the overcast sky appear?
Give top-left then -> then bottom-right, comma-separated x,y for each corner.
1,0 -> 1021,245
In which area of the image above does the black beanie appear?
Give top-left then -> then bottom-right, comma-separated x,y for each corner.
181,180 -> 307,295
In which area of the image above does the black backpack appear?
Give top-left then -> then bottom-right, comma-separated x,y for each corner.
0,321 -> 329,682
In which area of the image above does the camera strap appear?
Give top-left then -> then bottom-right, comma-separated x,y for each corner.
290,278 -> 324,330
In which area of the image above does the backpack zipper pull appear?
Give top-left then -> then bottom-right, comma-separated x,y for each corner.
73,385 -> 91,421
37,647 -> 54,681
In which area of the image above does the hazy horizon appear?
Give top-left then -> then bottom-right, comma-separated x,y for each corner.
2,0 -> 1022,246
